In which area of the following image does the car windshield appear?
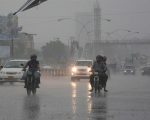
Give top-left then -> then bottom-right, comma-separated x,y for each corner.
4,61 -> 27,68
76,61 -> 92,66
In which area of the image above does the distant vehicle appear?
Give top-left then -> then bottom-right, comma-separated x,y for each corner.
123,65 -> 136,75
42,65 -> 53,70
0,59 -> 28,82
141,66 -> 150,75
71,60 -> 93,80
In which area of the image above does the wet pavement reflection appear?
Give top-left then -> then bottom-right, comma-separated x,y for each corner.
0,75 -> 150,120
71,80 -> 108,120
22,95 -> 40,120
89,92 -> 107,120
71,81 -> 77,114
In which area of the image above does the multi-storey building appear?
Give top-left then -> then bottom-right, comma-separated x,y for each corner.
0,13 -> 34,59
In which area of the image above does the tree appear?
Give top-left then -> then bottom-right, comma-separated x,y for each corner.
41,40 -> 69,65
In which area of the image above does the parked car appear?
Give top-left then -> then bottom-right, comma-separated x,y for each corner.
71,60 -> 93,80
123,65 -> 136,75
141,66 -> 150,75
0,59 -> 28,81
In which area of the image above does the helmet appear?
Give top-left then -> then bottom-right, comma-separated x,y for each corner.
103,56 -> 107,62
96,55 -> 103,62
30,54 -> 37,60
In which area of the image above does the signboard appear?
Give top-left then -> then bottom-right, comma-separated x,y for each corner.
0,46 -> 10,58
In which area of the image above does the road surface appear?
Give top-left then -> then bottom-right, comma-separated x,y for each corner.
0,73 -> 150,120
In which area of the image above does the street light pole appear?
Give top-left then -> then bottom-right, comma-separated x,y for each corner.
57,17 -> 111,58
76,18 -> 111,43
11,33 -> 14,58
58,18 -> 90,44
10,29 -> 14,58
57,18 -> 90,59
105,29 -> 132,40
122,31 -> 139,41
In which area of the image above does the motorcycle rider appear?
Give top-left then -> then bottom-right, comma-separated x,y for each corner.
23,54 -> 40,88
102,56 -> 109,92
89,55 -> 108,92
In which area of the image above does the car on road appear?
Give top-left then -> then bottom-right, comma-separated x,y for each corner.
141,65 -> 150,75
123,65 -> 136,75
71,60 -> 93,80
0,59 -> 28,81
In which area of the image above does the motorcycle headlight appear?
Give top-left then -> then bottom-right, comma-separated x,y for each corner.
72,67 -> 77,73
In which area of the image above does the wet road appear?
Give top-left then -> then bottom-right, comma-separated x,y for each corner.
0,73 -> 150,120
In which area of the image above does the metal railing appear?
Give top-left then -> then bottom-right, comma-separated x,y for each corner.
41,68 -> 70,77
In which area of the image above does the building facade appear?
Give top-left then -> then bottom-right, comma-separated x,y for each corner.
0,13 -> 34,59
84,39 -> 150,66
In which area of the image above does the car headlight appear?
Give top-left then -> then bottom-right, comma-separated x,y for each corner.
87,67 -> 91,72
131,70 -> 133,72
124,70 -> 126,72
72,67 -> 77,73
17,72 -> 22,74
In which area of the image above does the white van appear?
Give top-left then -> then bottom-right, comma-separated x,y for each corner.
71,60 -> 93,80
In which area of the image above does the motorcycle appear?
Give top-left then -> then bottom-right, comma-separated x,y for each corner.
23,70 -> 40,96
93,72 -> 102,93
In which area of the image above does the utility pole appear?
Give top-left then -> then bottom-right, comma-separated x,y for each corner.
11,29 -> 14,58
8,13 -> 17,58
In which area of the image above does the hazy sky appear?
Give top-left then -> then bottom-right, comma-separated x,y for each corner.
0,0 -> 150,49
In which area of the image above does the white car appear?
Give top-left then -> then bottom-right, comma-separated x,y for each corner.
71,60 -> 93,80
0,59 -> 28,81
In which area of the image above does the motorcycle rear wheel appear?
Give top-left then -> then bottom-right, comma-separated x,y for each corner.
27,88 -> 31,96
32,88 -> 36,95
26,76 -> 32,96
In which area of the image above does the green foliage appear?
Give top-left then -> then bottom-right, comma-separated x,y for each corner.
42,40 -> 69,64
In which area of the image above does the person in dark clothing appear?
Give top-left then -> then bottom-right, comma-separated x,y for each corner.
89,55 -> 108,92
102,56 -> 109,92
23,54 -> 40,88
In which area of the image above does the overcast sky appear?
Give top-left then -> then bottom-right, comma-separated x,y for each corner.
0,0 -> 150,49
